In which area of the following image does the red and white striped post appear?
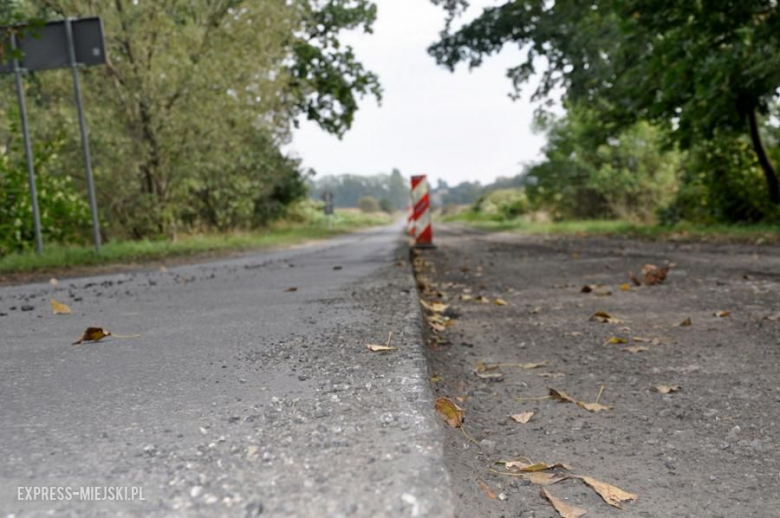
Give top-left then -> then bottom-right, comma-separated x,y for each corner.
406,205 -> 415,236
411,175 -> 434,248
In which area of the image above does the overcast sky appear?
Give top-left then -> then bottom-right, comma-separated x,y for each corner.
286,0 -> 550,187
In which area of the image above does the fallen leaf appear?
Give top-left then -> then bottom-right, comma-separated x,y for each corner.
435,397 -> 464,428
50,299 -> 72,315
460,294 -> 473,301
623,345 -> 649,354
429,321 -> 447,333
549,389 -> 576,403
714,311 -> 731,318
509,411 -> 534,424
570,331 -> 583,337
628,271 -> 642,286
632,336 -> 658,344
594,289 -> 612,297
476,296 -> 490,304
580,285 -> 593,293
619,283 -> 632,291
538,372 -> 566,378
72,327 -> 111,345
540,488 -> 587,518
642,264 -> 669,286
494,298 -> 509,306
430,302 -> 449,313
680,317 -> 692,327
589,311 -> 624,324
285,287 -> 298,292
333,265 -> 343,270
604,337 -> 628,345
652,384 -> 680,394
523,472 -> 568,486
529,306 -> 542,314
430,375 -> 443,383
764,313 -> 780,321
49,277 -> 59,286
505,460 -> 572,472
577,401 -> 611,412
578,476 -> 637,509
475,370 -> 505,381
477,479 -> 497,500
366,344 -> 397,352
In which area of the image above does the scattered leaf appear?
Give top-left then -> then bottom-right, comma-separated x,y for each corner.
540,488 -> 587,518
580,285 -> 593,293
577,476 -> 637,509
604,337 -> 628,345
642,264 -> 669,286
523,472 -> 568,486
475,370 -> 505,381
594,289 -> 612,297
549,389 -> 576,403
285,287 -> 298,292
366,344 -> 397,352
505,460 -> 572,472
714,311 -> 731,318
652,384 -> 680,394
619,283 -> 632,291
577,401 -> 611,413
570,331 -> 583,337
509,411 -> 534,424
476,296 -> 490,304
494,298 -> 509,306
49,277 -> 59,286
538,372 -> 566,379
764,313 -> 780,321
430,302 -> 449,313
477,479 -> 497,500
430,375 -> 443,383
72,327 -> 111,345
589,311 -> 624,324
460,294 -> 473,301
679,317 -> 692,327
623,345 -> 649,354
50,299 -> 72,315
628,271 -> 642,286
333,265 -> 343,270
435,397 -> 464,428
632,336 -> 657,343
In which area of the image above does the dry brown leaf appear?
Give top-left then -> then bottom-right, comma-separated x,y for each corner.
589,311 -> 624,324
632,336 -> 656,343
460,294 -> 473,302
50,299 -> 72,315
570,331 -> 583,337
714,310 -> 731,318
475,295 -> 490,304
604,337 -> 628,345
549,389 -> 576,403
494,298 -> 509,306
642,263 -> 669,286
366,344 -> 396,352
623,345 -> 649,354
429,321 -> 446,333
580,285 -> 593,293
430,302 -> 449,313
475,371 -> 505,381
509,411 -> 534,424
577,401 -> 612,413
523,472 -> 568,486
435,397 -> 464,428
619,283 -> 632,291
764,313 -> 780,321
538,372 -> 566,379
578,476 -> 637,509
285,286 -> 298,292
430,375 -> 443,383
540,488 -> 587,518
477,479 -> 497,500
652,384 -> 680,394
628,271 -> 642,286
680,317 -> 692,327
72,327 -> 111,345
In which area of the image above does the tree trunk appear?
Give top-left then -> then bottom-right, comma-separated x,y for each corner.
747,108 -> 780,204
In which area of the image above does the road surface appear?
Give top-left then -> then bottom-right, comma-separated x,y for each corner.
0,223 -> 453,517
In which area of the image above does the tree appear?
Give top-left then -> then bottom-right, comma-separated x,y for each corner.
429,0 -> 780,204
357,195 -> 379,213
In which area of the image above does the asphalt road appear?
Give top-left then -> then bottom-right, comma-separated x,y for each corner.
0,223 -> 453,517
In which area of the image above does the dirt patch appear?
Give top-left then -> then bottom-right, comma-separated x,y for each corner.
413,225 -> 780,517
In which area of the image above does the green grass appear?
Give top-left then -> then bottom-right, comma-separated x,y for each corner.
0,211 -> 394,276
442,211 -> 780,243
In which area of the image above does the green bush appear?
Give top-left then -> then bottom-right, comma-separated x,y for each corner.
379,198 -> 394,214
357,196 -> 380,213
472,188 -> 529,220
0,136 -> 90,256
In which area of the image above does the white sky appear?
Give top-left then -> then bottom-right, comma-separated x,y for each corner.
286,0 -> 549,187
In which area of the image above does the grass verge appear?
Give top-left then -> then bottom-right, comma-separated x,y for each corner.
442,212 -> 780,243
0,211 -> 394,276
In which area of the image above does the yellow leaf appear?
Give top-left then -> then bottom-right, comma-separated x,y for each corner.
430,375 -> 443,383
577,401 -> 611,413
509,411 -> 534,424
604,337 -> 628,345
577,476 -> 637,509
619,283 -> 631,291
549,388 -> 576,403
434,397 -> 464,428
50,299 -> 72,315
366,344 -> 397,352
72,327 -> 111,345
540,488 -> 587,518
652,384 -> 680,394
430,302 -> 449,313
623,345 -> 649,354
590,311 -> 624,324
494,298 -> 509,306
680,317 -> 692,327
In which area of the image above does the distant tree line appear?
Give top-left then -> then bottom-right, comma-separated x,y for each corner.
308,169 -> 408,211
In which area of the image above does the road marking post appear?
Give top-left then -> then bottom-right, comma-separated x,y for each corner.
411,175 -> 435,248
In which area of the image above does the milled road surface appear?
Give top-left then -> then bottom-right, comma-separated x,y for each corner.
415,224 -> 780,518
0,223 -> 453,517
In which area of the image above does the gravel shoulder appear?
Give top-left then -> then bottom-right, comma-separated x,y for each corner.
415,224 -> 780,517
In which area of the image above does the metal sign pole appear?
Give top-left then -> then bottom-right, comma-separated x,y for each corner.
11,32 -> 43,254
65,17 -> 101,251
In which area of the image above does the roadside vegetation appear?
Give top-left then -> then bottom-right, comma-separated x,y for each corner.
0,204 -> 392,275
